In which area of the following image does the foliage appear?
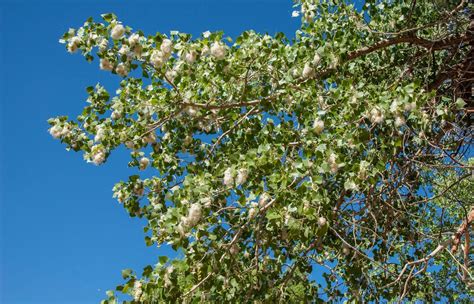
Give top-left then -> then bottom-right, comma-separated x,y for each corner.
49,0 -> 473,302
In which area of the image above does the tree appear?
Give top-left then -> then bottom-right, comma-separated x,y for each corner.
49,0 -> 473,302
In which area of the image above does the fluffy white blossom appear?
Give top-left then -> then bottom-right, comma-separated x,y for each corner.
183,135 -> 193,146
128,33 -> 140,45
185,106 -> 198,116
182,203 -> 202,228
404,101 -> 416,112
369,108 -> 384,124
111,24 -> 125,40
258,193 -> 271,208
223,168 -> 234,187
302,63 -> 314,78
390,100 -> 399,113
210,42 -> 226,60
313,52 -> 321,65
98,38 -> 108,51
184,51 -> 197,64
139,157 -> 150,170
133,281 -> 143,301
203,30 -> 211,38
313,119 -> 324,134
201,45 -> 210,56
248,205 -> 257,218
118,44 -> 130,56
160,39 -> 173,55
115,63 -> 128,77
90,146 -> 106,165
49,125 -> 63,138
67,36 -> 82,53
292,10 -> 300,17
395,115 -> 406,127
111,110 -> 122,120
94,126 -> 105,142
236,168 -> 249,185
150,50 -> 165,68
328,153 -> 338,174
100,58 -> 113,71
144,132 -> 156,144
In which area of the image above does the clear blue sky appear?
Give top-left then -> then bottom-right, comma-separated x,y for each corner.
0,0 -> 304,303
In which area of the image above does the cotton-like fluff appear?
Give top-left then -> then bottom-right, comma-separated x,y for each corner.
94,126 -> 106,142
223,168 -> 234,187
100,58 -> 113,71
128,33 -> 140,45
133,281 -> 143,302
395,116 -> 406,127
118,45 -> 130,56
210,42 -> 226,60
150,50 -> 165,68
184,51 -> 197,64
302,63 -> 314,79
67,36 -> 82,53
236,168 -> 249,185
404,102 -> 416,112
49,125 -> 63,139
182,203 -> 202,228
90,146 -> 106,165
292,11 -> 300,17
313,52 -> 321,65
116,63 -> 128,77
369,108 -> 384,124
328,153 -> 338,174
258,193 -> 271,208
161,39 -> 173,55
139,157 -> 150,170
313,119 -> 324,134
111,24 -> 126,40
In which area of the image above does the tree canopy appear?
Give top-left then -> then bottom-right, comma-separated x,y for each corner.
49,0 -> 473,302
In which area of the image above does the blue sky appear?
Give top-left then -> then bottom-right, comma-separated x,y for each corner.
0,0 -> 303,303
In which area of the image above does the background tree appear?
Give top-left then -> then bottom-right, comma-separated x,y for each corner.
49,0 -> 473,302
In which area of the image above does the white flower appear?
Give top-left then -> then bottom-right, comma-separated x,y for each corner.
118,44 -> 130,56
390,100 -> 399,113
67,36 -> 82,53
313,52 -> 321,65
395,115 -> 406,127
139,157 -> 150,170
100,58 -> 113,71
318,216 -> 328,227
150,50 -> 165,68
115,63 -> 128,77
358,161 -> 369,179
248,207 -> 257,218
128,33 -> 140,45
200,197 -> 212,208
160,39 -> 173,55
223,168 -> 234,187
210,42 -> 226,60
90,146 -> 106,165
185,106 -> 198,116
369,108 -> 384,124
236,168 -> 249,185
98,38 -> 108,51
203,30 -> 211,38
144,132 -> 156,144
111,110 -> 122,120
165,69 -> 177,82
258,193 -> 271,208
49,125 -> 63,138
94,126 -> 105,142
302,63 -> 314,79
133,281 -> 143,301
184,51 -> 197,64
292,10 -> 300,17
404,101 -> 416,112
201,45 -> 210,56
111,24 -> 125,40
184,203 -> 202,227
313,119 -> 324,134
328,153 -> 338,174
